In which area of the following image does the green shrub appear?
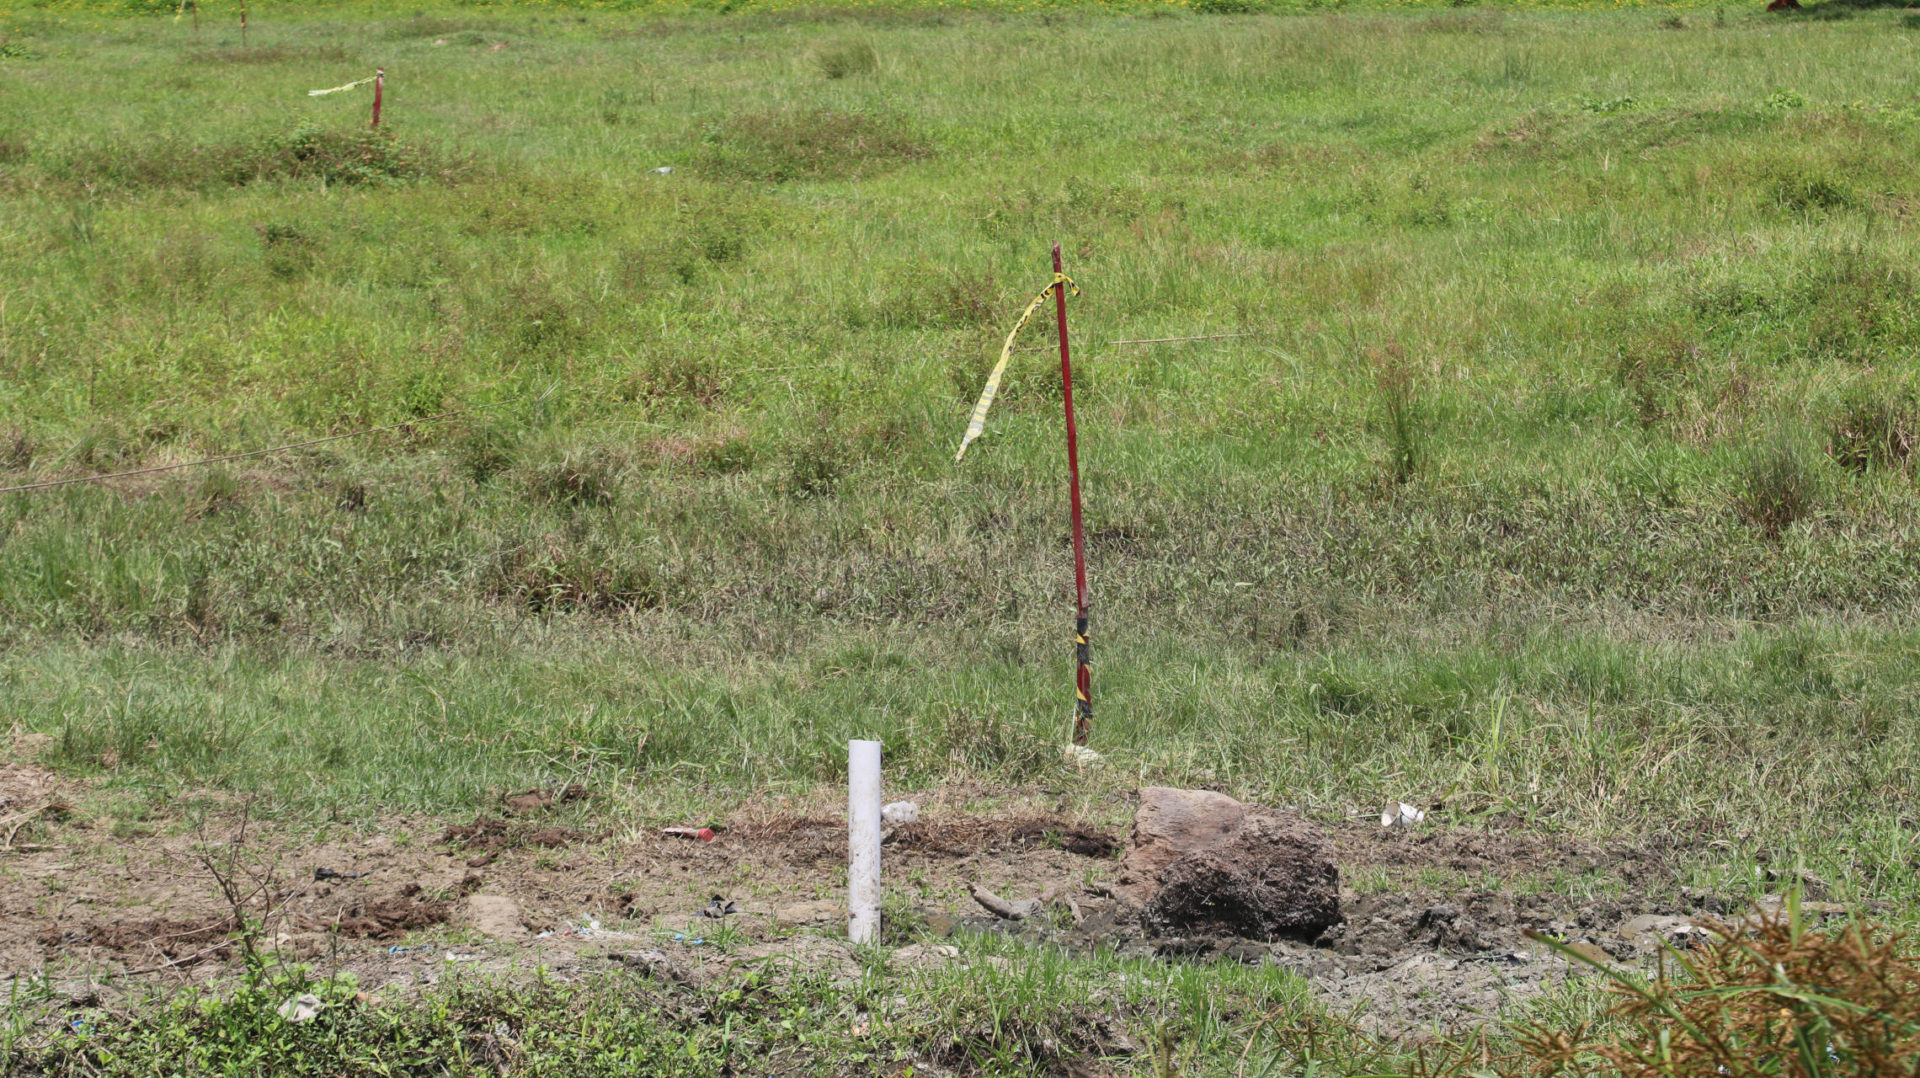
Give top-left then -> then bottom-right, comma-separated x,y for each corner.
1612,328 -> 1703,427
256,221 -> 318,279
242,124 -> 426,187
694,433 -> 756,475
1799,249 -> 1916,360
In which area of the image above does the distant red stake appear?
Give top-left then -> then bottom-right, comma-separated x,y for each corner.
1054,242 -> 1092,747
371,68 -> 384,129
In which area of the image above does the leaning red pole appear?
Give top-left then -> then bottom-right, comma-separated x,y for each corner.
371,69 -> 384,129
1053,242 -> 1092,746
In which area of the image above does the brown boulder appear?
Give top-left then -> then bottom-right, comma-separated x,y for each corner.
1117,787 -> 1247,901
1119,787 -> 1339,942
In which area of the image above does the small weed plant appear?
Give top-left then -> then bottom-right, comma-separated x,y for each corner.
1373,344 -> 1424,486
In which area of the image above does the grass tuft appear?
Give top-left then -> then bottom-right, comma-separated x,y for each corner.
698,109 -> 929,182
1825,385 -> 1915,472
1,429 -> 33,471
814,38 -> 878,78
1734,433 -> 1821,539
455,421 -> 520,485
53,123 -> 452,192
1372,343 -> 1424,486
184,44 -> 353,65
1514,904 -> 1920,1077
525,450 -> 624,508
1770,165 -> 1856,213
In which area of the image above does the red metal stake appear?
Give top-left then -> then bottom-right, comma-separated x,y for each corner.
1054,242 -> 1092,746
371,69 -> 384,129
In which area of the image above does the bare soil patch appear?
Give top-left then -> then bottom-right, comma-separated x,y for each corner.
0,766 -> 1783,1037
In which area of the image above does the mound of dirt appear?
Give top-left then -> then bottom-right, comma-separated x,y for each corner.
321,888 -> 454,941
1123,787 -> 1341,942
1005,819 -> 1117,858
42,916 -> 235,962
443,817 -> 513,849
502,785 -> 586,816
757,813 -> 1118,863
441,816 -> 585,852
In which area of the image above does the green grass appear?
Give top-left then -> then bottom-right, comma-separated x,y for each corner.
0,929 -> 1329,1076
5,0 -> 1920,919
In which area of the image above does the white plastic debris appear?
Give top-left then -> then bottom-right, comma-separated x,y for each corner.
650,166 -> 674,175
1381,802 -> 1426,828
1063,744 -> 1103,766
880,801 -> 919,826
276,993 -> 324,1023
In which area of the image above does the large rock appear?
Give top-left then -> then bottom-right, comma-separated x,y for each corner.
1119,787 -> 1339,942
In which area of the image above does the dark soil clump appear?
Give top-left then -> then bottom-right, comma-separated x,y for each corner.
43,916 -> 234,957
1140,811 -> 1342,941
321,889 -> 454,940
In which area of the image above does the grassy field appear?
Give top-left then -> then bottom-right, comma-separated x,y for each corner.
5,0 -> 1920,1071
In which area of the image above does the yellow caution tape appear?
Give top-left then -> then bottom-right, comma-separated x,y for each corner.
308,75 -> 378,97
954,272 -> 1077,463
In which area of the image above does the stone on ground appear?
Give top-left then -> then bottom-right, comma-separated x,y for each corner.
1120,786 -> 1340,942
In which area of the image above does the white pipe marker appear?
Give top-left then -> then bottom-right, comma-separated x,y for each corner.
847,739 -> 883,944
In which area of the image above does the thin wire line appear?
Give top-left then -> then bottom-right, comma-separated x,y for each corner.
1107,333 -> 1249,346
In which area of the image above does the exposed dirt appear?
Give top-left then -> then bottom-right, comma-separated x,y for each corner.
501,784 -> 587,816
750,812 -> 1120,863
320,883 -> 464,941
441,815 -> 589,852
1141,810 -> 1341,942
0,755 -> 1788,1040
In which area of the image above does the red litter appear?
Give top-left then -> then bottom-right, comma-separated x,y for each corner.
663,826 -> 715,842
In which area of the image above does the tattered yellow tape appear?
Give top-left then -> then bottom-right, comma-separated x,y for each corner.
954,272 -> 1077,463
308,75 -> 377,97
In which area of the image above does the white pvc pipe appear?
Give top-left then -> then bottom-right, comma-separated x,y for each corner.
847,739 -> 883,945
